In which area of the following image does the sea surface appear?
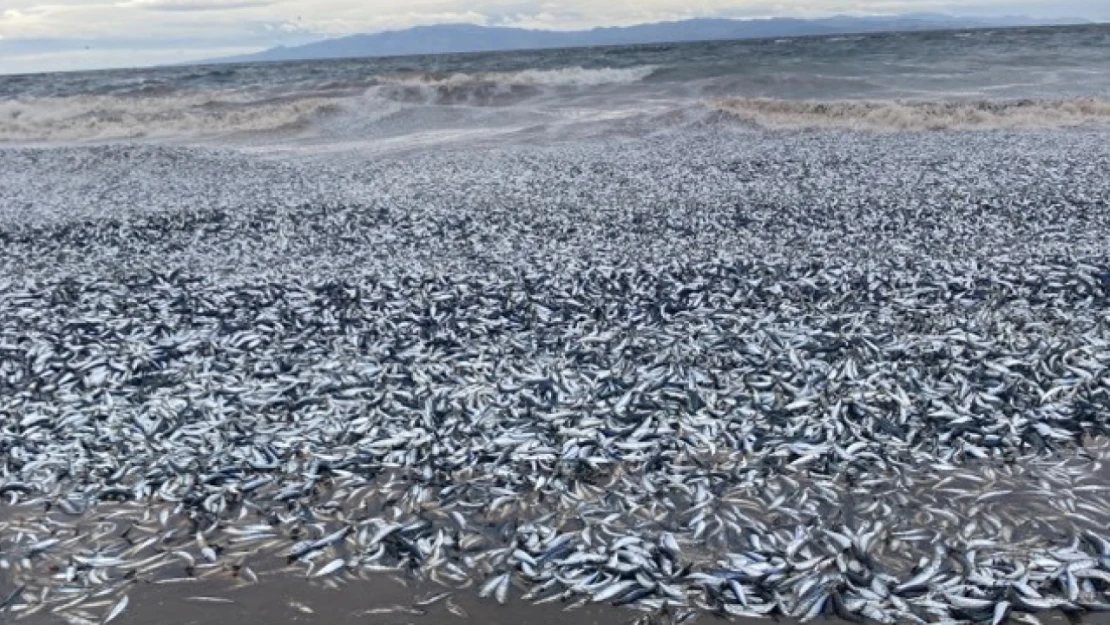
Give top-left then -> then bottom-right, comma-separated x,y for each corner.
1,24 -> 1108,148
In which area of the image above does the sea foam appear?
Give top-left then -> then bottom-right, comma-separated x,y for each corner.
709,97 -> 1110,131
0,94 -> 344,142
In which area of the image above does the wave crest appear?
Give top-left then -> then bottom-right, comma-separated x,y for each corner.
371,66 -> 657,106
709,98 -> 1110,131
0,94 -> 342,142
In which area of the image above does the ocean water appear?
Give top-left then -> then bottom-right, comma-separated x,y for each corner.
0,24 -> 1108,147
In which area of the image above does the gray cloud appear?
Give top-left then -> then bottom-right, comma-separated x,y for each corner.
144,1 -> 275,12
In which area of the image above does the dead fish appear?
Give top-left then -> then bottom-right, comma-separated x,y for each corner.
479,573 -> 511,605
102,595 -> 128,625
311,558 -> 346,578
445,596 -> 469,619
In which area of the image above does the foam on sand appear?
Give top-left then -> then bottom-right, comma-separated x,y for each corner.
709,97 -> 1110,131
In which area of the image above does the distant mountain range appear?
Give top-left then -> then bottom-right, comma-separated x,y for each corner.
200,14 -> 1088,65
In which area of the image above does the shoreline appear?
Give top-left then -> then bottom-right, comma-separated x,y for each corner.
6,561 -> 1110,625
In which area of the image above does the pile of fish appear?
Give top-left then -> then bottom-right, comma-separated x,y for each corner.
0,129 -> 1109,625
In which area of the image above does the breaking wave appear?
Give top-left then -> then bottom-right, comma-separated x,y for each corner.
709,97 -> 1110,131
0,66 -> 661,141
0,93 -> 344,142
370,66 -> 659,106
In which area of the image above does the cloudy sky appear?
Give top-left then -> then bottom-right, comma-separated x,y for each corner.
1,0 -> 1106,74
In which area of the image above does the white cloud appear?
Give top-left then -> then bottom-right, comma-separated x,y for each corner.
0,44 -> 259,74
121,0 -> 274,8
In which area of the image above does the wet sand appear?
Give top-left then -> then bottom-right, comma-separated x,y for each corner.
118,576 -> 636,625
6,571 -> 1108,625
3,443 -> 1109,625
4,572 -> 682,625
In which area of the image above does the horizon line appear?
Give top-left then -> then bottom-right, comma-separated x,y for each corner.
1,14 -> 1103,78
